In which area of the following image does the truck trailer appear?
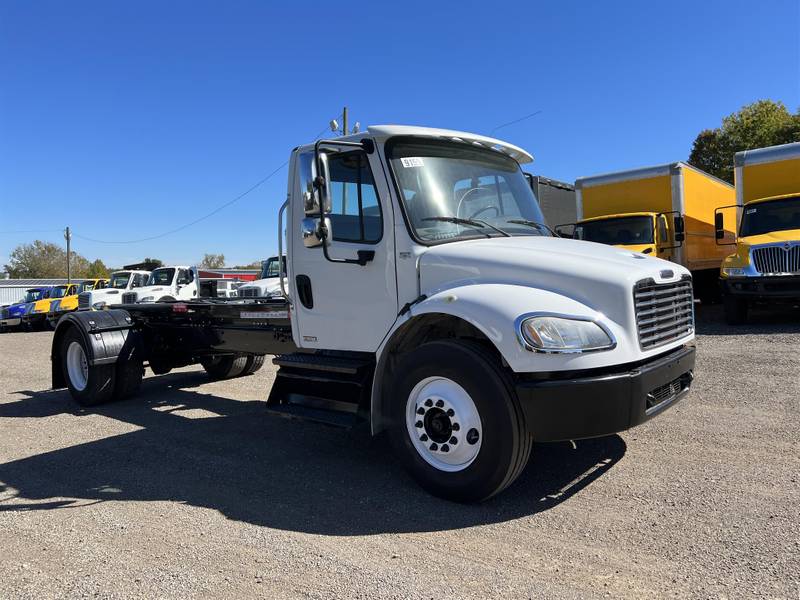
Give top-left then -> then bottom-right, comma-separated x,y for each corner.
716,141 -> 800,324
50,125 -> 696,502
571,162 -> 735,302
524,174 -> 577,227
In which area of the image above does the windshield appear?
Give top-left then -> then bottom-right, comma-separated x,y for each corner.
51,286 -> 69,299
740,196 -> 800,237
24,289 -> 44,302
110,273 -> 131,288
78,281 -> 100,293
147,268 -> 175,286
260,257 -> 286,279
579,215 -> 654,245
387,139 -> 548,243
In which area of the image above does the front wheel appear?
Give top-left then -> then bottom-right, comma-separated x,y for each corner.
388,340 -> 532,503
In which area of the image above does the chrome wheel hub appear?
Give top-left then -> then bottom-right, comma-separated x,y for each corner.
66,341 -> 89,392
406,376 -> 482,472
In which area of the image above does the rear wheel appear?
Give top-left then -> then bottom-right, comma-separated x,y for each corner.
243,354 -> 266,375
60,328 -> 116,406
388,340 -> 532,503
201,354 -> 249,379
723,294 -> 748,325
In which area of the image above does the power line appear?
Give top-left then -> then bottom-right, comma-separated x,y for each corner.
73,120 -> 339,245
489,110 -> 543,136
0,229 -> 63,235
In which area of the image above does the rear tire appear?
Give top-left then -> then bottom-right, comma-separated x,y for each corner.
243,354 -> 266,375
201,354 -> 249,379
60,328 -> 116,406
723,294 -> 748,325
388,339 -> 532,503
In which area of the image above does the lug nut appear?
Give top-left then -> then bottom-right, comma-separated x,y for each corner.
441,444 -> 449,452
449,436 -> 458,444
452,423 -> 460,431
420,434 -> 428,442
415,420 -> 423,428
429,443 -> 438,451
417,407 -> 425,415
435,399 -> 444,408
446,408 -> 455,417
424,399 -> 433,407
466,428 -> 480,445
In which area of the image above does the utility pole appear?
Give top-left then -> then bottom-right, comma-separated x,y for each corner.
342,106 -> 348,137
64,226 -> 72,283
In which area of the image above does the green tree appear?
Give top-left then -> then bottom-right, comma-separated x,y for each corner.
85,259 -> 109,279
689,100 -> 800,183
3,240 -> 90,278
199,253 -> 226,269
232,260 -> 262,270
141,257 -> 163,269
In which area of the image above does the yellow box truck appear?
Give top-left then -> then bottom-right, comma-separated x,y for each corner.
716,141 -> 800,324
572,162 -> 735,302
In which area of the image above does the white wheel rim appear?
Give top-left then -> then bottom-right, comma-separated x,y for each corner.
405,376 -> 483,472
66,341 -> 89,391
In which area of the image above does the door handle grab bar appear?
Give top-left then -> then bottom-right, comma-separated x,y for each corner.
277,198 -> 291,304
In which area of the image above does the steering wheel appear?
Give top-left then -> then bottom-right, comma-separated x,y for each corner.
469,205 -> 500,220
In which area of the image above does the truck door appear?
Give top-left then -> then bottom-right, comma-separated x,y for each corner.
289,148 -> 398,352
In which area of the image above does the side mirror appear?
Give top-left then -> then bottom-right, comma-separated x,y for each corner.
715,212 -> 724,240
301,217 -> 332,248
555,223 -> 576,239
308,151 -> 332,217
673,215 -> 685,243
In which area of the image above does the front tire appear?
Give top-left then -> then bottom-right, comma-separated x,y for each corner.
60,328 -> 116,406
388,340 -> 532,502
723,294 -> 748,324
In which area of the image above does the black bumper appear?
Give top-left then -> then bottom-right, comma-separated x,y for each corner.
721,276 -> 800,299
516,345 -> 695,442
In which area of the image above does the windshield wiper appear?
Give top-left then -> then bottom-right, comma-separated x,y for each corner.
505,219 -> 557,236
422,216 -> 511,237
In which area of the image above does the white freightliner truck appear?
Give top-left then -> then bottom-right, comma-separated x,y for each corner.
78,269 -> 152,310
50,126 -> 696,502
123,265 -> 200,303
235,256 -> 287,298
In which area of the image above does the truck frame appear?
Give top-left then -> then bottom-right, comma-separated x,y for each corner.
50,125 -> 696,502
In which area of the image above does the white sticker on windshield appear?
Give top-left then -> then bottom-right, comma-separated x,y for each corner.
400,157 -> 424,168
746,208 -> 756,214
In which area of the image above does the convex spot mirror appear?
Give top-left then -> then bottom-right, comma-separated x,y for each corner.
301,217 -> 333,248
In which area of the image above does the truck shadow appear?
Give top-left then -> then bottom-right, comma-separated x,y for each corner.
0,374 -> 626,535
694,303 -> 800,335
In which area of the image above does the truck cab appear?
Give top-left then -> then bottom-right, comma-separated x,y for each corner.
1,287 -> 51,330
571,211 -> 672,257
124,266 -> 198,303
27,284 -> 78,329
79,270 -> 150,310
235,256 -> 286,298
48,279 -> 108,326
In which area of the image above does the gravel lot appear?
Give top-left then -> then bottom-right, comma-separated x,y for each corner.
1,304 -> 798,599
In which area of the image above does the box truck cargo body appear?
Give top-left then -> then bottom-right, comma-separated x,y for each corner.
574,162 -> 735,301
716,142 -> 800,323
525,174 -> 576,227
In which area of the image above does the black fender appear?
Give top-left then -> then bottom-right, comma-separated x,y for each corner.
51,309 -> 139,389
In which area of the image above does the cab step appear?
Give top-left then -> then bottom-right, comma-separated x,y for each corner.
272,352 -> 373,374
265,402 -> 359,429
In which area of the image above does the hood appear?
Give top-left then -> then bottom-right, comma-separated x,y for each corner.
739,228 -> 800,246
614,242 -> 656,255
238,278 -> 284,295
419,236 -> 688,326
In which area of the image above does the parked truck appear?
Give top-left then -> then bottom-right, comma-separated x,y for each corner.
716,141 -> 800,324
524,174 -> 577,228
121,265 -> 199,303
47,279 -> 108,328
50,125 -> 696,502
78,270 -> 151,310
26,284 -> 78,329
0,287 -> 52,331
569,162 -> 735,302
235,256 -> 287,298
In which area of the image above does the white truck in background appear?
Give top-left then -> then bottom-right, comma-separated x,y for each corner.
235,256 -> 287,298
122,266 -> 200,303
51,125 -> 696,502
78,270 -> 151,310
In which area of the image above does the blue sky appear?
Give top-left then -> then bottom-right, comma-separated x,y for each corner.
1,0 -> 798,268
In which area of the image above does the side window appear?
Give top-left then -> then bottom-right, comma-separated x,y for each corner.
133,274 -> 148,288
177,269 -> 193,285
328,152 -> 382,243
658,215 -> 669,244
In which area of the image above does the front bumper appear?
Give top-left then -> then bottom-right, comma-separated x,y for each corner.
0,317 -> 21,328
721,275 -> 800,299
23,312 -> 48,327
516,345 -> 695,442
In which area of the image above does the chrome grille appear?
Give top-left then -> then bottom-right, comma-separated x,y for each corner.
751,244 -> 800,275
122,292 -> 138,304
1,307 -> 8,320
78,292 -> 91,309
238,287 -> 260,298
634,278 -> 694,350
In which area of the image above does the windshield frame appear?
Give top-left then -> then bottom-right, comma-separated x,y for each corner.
578,215 -> 656,245
110,272 -> 131,289
384,136 -> 548,247
739,195 -> 800,238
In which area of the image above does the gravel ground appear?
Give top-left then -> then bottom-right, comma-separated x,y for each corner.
0,304 -> 798,599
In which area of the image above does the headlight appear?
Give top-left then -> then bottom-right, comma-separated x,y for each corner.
517,314 -> 615,353
722,267 -> 746,277
140,296 -> 154,302
92,301 -> 107,309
